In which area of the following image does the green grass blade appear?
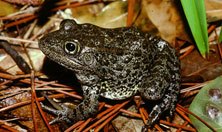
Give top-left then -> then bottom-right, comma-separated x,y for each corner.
219,27 -> 222,43
181,0 -> 209,58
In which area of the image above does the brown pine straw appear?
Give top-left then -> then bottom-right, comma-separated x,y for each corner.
187,61 -> 221,77
0,71 -> 197,131
217,42 -> 222,61
179,45 -> 195,60
139,104 -> 196,131
180,81 -> 209,93
82,100 -> 130,132
0,124 -> 19,132
103,123 -> 110,132
208,24 -> 217,34
98,102 -> 106,110
160,120 -> 195,132
30,70 -> 53,132
139,107 -> 147,123
64,100 -> 141,131
215,29 -> 222,60
64,121 -> 84,132
0,85 -> 137,131
0,13 -> 33,20
176,121 -> 189,132
176,107 -> 192,124
80,104 -> 118,132
156,106 -> 196,131
0,79 -> 13,87
0,92 -> 76,113
2,15 -> 37,29
1,1 -> 99,30
0,72 -> 43,80
55,90 -> 82,100
104,103 -> 141,118
96,104 -> 116,119
51,1 -> 98,12
178,23 -> 218,60
177,104 -> 216,132
127,0 -> 135,27
30,71 -> 38,132
65,103 -> 106,132
94,111 -> 119,132
76,118 -> 92,132
0,72 -> 140,119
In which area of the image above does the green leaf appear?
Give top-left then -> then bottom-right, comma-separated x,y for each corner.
181,0 -> 209,58
189,76 -> 222,132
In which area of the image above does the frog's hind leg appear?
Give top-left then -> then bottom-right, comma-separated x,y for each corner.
144,83 -> 180,127
139,40 -> 180,129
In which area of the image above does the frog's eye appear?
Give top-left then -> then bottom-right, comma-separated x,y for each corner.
64,41 -> 80,55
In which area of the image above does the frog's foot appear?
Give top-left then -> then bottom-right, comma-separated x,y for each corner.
142,91 -> 178,131
40,102 -> 73,124
41,89 -> 100,125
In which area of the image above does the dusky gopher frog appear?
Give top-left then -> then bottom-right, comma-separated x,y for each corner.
39,19 -> 180,130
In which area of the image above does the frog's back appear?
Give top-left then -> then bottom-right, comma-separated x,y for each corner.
79,25 -> 158,100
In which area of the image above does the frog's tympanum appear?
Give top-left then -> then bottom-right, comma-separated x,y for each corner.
39,19 -> 180,130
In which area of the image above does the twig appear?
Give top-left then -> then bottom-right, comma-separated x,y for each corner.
0,92 -> 75,113
76,118 -> 92,132
31,71 -> 53,132
94,111 -> 119,132
2,15 -> 37,29
0,72 -> 42,80
177,104 -> 216,132
30,71 -> 38,131
176,121 -> 189,132
160,120 -> 196,132
0,36 -> 38,45
180,81 -> 210,93
0,124 -> 19,132
127,0 -> 135,26
82,100 -> 130,132
179,45 -> 195,59
64,121 -> 84,132
104,103 -> 141,118
0,40 -> 31,73
187,61 -> 221,76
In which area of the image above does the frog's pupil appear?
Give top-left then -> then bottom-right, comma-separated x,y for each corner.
66,42 -> 75,52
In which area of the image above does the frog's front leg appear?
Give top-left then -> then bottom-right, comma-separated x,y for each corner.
41,85 -> 100,124
139,41 -> 180,129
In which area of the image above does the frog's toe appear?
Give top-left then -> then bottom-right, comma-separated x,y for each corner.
141,124 -> 149,132
49,115 -> 72,125
141,115 -> 158,132
169,103 -> 176,117
41,102 -> 73,124
147,104 -> 163,127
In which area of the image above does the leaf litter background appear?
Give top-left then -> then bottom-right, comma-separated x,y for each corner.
0,0 -> 222,131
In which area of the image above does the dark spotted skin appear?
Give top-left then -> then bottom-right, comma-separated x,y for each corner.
39,19 -> 180,130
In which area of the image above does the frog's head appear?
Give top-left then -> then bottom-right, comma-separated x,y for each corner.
39,19 -> 105,77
